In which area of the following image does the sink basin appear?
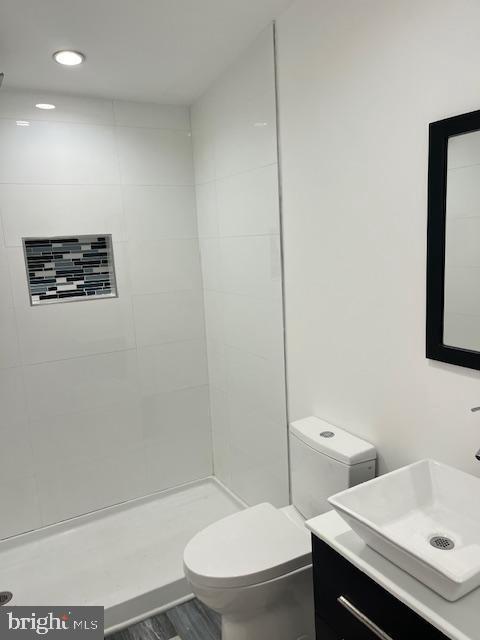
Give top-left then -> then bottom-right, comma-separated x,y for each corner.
328,459 -> 480,601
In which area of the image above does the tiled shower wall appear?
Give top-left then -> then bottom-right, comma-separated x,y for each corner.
0,91 -> 211,538
191,26 -> 289,507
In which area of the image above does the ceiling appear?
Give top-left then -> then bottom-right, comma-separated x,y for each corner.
0,0 -> 292,104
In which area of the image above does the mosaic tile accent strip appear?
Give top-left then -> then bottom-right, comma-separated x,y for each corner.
23,234 -> 117,305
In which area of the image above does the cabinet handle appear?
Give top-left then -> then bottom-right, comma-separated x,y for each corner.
337,596 -> 394,640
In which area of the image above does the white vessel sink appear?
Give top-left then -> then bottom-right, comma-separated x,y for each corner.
328,459 -> 480,601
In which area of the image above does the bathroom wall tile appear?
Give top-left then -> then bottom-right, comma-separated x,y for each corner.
199,238 -> 222,291
0,242 -> 14,306
142,385 -> 212,491
203,290 -> 225,345
123,185 -> 197,241
0,89 -> 115,125
0,120 -> 119,184
226,346 -> 287,427
0,417 -> 32,481
24,349 -> 140,419
128,239 -> 201,295
206,338 -> 228,392
195,181 -> 218,238
29,400 -> 143,468
0,367 -> 28,424
228,400 -> 289,508
191,26 -> 286,507
204,28 -> 277,179
220,235 -> 282,299
35,445 -> 148,527
190,27 -> 276,181
0,470 -> 39,540
140,385 -> 210,441
222,293 -> 284,361
216,164 -> 279,237
0,373 -> 38,537
143,386 -> 212,493
191,130 -> 217,185
113,101 -> 190,130
133,290 -> 205,347
35,456 -> 114,526
0,305 -> 21,368
16,296 -> 136,363
137,340 -> 208,396
7,247 -> 31,308
0,184 -> 126,247
116,127 -> 194,185
100,445 -> 149,507
209,386 -> 231,485
144,443 -> 211,495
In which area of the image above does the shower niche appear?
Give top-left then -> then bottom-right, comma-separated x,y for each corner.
23,234 -> 117,305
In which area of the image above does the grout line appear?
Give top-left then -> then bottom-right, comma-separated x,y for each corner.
198,231 -> 280,240
3,237 -> 210,249
0,182 -> 196,187
112,116 -> 142,371
193,161 -> 278,186
24,346 -> 137,368
22,336 -> 208,369
28,384 -> 210,424
0,114 -> 191,133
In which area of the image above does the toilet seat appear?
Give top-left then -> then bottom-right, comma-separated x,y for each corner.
183,503 -> 311,590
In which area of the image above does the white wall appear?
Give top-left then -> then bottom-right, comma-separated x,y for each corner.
0,90 -> 211,539
191,26 -> 289,507
276,0 -> 480,476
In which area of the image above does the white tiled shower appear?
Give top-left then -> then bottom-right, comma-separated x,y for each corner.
0,24 -> 287,626
0,91 -> 212,538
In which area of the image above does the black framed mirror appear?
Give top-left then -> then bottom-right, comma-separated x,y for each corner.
427,109 -> 480,370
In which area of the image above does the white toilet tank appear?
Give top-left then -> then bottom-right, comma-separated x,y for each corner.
290,416 -> 376,519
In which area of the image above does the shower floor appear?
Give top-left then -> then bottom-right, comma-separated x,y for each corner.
0,477 -> 243,635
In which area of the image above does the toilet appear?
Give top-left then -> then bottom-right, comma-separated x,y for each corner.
183,417 -> 376,640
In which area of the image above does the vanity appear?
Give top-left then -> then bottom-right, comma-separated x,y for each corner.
307,511 -> 478,640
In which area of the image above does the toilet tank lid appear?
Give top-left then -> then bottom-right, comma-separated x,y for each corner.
290,417 -> 376,465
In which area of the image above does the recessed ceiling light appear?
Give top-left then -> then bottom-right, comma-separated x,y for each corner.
35,103 -> 56,110
16,120 -> 30,127
53,50 -> 85,66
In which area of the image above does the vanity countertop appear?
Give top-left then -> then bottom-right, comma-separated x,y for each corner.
306,511 -> 478,640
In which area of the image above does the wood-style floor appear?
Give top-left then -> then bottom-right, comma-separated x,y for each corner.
108,599 -> 221,640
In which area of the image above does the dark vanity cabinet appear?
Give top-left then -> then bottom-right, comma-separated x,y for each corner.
312,535 -> 449,640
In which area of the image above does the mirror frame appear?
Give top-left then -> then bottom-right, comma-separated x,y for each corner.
427,108 -> 480,371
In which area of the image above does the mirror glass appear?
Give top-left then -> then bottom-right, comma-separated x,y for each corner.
443,130 -> 480,351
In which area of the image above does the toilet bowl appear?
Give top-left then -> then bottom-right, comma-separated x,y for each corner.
184,417 -> 377,640
184,503 -> 314,640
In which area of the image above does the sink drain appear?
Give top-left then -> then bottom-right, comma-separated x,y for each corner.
430,536 -> 455,550
0,592 -> 12,606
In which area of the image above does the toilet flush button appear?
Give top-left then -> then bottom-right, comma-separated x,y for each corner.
320,431 -> 334,438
